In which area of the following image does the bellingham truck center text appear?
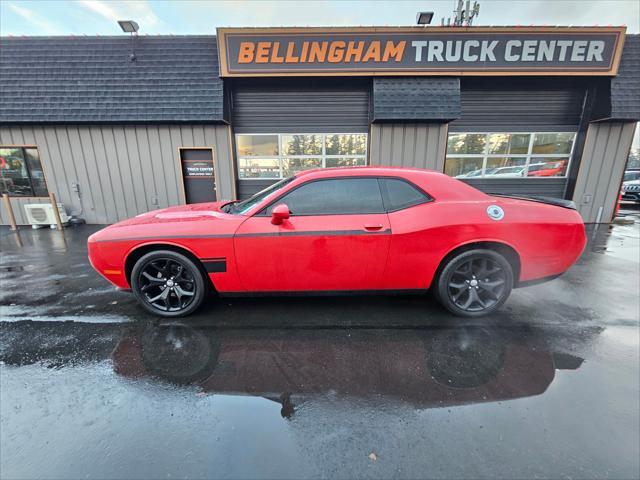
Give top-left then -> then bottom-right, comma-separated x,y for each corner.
236,39 -> 606,64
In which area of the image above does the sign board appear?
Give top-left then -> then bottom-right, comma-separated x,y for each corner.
183,161 -> 214,178
217,26 -> 626,77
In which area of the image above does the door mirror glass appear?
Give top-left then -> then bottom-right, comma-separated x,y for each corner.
271,204 -> 290,225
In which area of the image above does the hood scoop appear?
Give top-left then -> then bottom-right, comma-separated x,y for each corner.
154,211 -> 219,220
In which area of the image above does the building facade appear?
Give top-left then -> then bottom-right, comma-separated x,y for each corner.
1,27 -> 638,226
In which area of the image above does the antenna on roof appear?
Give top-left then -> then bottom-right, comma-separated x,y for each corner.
442,0 -> 480,26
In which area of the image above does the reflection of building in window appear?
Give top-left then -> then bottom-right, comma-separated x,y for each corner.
0,146 -> 48,197
236,133 -> 367,179
444,132 -> 576,179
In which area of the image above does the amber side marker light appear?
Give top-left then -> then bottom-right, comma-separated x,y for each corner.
104,269 -> 122,275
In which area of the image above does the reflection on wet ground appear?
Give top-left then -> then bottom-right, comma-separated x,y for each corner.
0,211 -> 639,479
2,321 -> 586,410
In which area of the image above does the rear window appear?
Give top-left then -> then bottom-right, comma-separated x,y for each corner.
380,178 -> 431,211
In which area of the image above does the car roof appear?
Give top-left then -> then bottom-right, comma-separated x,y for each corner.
294,165 -> 440,179
291,166 -> 489,202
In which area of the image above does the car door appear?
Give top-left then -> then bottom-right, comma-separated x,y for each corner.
234,177 -> 391,292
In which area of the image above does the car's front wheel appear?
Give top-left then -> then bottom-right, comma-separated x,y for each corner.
435,249 -> 513,317
131,250 -> 206,317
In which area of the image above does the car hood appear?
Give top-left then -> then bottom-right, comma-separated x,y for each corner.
111,202 -> 230,227
88,201 -> 242,243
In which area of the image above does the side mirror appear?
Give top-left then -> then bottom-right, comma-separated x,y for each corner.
271,204 -> 290,225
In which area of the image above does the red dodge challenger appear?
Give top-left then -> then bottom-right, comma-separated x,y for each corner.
88,167 -> 586,318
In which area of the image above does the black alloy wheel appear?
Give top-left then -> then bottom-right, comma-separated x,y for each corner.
436,249 -> 513,317
131,250 -> 206,317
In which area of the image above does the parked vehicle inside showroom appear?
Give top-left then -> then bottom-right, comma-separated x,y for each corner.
88,167 -> 587,318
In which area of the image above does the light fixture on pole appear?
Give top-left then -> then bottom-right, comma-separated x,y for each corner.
117,20 -> 139,62
117,20 -> 139,33
416,11 -> 434,25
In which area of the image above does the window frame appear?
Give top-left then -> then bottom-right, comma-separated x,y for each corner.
445,131 -> 576,179
0,145 -> 49,198
255,176 -> 432,217
236,132 -> 369,180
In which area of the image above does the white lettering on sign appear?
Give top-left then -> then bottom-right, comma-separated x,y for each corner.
411,40 -> 427,61
410,39 -> 610,63
587,41 -> 605,61
428,41 -> 444,62
505,40 -> 521,61
480,40 -> 498,61
463,40 -> 479,61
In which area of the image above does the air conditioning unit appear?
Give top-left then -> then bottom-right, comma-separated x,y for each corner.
24,203 -> 70,227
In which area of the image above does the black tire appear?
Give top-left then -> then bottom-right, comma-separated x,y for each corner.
435,249 -> 513,317
131,250 -> 206,317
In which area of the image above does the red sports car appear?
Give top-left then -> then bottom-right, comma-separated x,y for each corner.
88,167 -> 586,318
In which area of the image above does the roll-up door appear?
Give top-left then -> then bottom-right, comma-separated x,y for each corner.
447,78 -> 587,199
450,79 -> 586,132
232,78 -> 370,134
231,78 -> 371,198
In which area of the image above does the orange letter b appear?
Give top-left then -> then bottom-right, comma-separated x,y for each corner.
238,42 -> 255,63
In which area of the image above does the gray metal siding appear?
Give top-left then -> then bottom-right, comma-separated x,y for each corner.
462,178 -> 567,198
450,80 -> 586,131
369,123 -> 448,170
0,124 -> 234,225
232,79 -> 370,133
572,121 -> 636,223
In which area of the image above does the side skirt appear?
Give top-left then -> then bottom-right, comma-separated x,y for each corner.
219,289 -> 428,298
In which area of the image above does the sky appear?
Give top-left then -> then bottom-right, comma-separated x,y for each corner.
0,0 -> 638,37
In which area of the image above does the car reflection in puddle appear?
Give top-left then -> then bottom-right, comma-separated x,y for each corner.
111,322 -> 584,416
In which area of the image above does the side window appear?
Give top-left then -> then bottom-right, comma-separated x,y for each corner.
380,178 -> 431,211
267,178 -> 384,216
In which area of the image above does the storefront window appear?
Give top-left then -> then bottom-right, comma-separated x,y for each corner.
236,135 -> 279,157
282,135 -> 322,155
238,158 -> 280,179
444,157 -> 483,178
488,134 -> 530,155
532,133 -> 574,155
236,133 -> 368,179
445,132 -> 575,179
325,134 -> 367,155
282,157 -> 322,177
325,157 -> 367,168
447,134 -> 486,155
0,146 -> 48,197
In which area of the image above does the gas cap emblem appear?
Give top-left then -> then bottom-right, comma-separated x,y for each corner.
487,205 -> 504,221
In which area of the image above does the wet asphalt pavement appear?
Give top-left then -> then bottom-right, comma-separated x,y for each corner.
1,208 -> 639,479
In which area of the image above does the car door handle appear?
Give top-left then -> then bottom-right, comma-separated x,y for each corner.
363,224 -> 384,231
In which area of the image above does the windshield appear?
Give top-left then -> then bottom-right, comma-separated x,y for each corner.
624,171 -> 640,181
228,177 -> 295,215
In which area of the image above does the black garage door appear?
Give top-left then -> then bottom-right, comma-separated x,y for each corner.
449,78 -> 588,199
231,78 -> 370,198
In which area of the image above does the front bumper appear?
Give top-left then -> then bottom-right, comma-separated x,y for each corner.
621,192 -> 640,202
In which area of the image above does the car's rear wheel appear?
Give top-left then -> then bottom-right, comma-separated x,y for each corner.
131,250 -> 206,317
435,249 -> 513,317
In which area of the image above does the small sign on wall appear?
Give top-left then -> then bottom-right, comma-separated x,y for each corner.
183,161 -> 214,178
